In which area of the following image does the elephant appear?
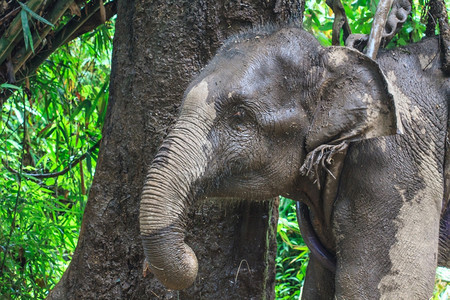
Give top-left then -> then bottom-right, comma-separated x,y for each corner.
139,26 -> 449,299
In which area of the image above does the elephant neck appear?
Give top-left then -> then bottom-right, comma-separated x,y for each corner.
295,180 -> 335,253
294,146 -> 349,266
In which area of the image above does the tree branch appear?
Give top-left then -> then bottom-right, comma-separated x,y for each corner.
425,0 -> 450,74
67,1 -> 116,43
346,0 -> 411,55
2,139 -> 101,179
0,7 -> 21,27
366,0 -> 395,59
326,0 -> 351,45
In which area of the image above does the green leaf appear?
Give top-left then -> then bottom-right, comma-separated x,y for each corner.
20,9 -> 33,52
86,152 -> 92,176
319,22 -> 333,31
70,100 -> 91,121
311,12 -> 321,27
7,139 -> 22,150
57,123 -> 69,145
316,32 -> 332,46
396,37 -> 408,46
44,126 -> 57,138
343,3 -> 356,19
0,83 -> 22,90
18,1 -> 54,27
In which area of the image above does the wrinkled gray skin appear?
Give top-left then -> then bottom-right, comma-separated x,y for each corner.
140,26 -> 449,298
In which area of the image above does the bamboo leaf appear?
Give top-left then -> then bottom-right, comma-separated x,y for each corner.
18,1 -> 54,27
57,123 -> 69,146
20,9 -> 34,52
70,100 -> 91,121
0,83 -> 22,90
86,152 -> 92,176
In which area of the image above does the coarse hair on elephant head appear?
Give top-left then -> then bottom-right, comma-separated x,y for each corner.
139,26 -> 402,290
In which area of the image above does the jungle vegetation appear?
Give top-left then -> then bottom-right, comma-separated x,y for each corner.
0,0 -> 448,298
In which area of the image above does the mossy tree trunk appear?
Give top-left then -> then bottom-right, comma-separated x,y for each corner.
48,1 -> 304,299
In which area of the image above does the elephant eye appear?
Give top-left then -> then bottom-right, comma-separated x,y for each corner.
230,106 -> 248,131
233,107 -> 246,119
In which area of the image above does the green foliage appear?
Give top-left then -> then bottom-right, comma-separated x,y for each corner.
276,197 -> 309,299
433,268 -> 450,300
0,20 -> 114,298
303,0 -> 449,48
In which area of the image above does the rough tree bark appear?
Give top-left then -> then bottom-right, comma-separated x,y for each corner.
48,0 -> 304,299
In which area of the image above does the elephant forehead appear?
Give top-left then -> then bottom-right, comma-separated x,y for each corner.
182,80 -> 216,120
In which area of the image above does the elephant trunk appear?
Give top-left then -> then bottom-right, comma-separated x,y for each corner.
140,123 -> 211,289
140,166 -> 198,289
140,80 -> 215,289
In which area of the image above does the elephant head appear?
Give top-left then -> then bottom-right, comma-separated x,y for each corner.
139,26 -> 401,290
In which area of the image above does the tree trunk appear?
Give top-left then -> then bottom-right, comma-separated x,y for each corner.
48,1 -> 304,299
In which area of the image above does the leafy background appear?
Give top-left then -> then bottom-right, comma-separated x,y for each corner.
0,0 -> 449,298
0,19 -> 113,298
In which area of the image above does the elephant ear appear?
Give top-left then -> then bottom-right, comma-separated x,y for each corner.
301,46 -> 403,181
306,46 -> 403,152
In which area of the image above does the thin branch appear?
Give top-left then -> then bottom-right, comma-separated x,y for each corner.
347,0 -> 411,54
425,0 -> 450,74
299,141 -> 348,189
326,0 -> 352,45
234,259 -> 252,283
2,139 -> 101,179
0,7 -> 21,27
366,0 -> 395,59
